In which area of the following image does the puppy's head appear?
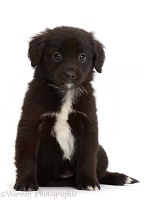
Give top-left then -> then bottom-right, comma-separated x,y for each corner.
28,26 -> 105,88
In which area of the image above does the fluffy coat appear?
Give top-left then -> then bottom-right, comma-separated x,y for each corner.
14,26 -> 138,191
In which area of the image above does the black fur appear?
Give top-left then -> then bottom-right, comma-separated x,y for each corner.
14,26 -> 139,191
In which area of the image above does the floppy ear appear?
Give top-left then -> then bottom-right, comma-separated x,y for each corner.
93,40 -> 105,73
28,32 -> 47,68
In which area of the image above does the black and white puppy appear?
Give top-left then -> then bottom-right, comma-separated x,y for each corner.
14,26 -> 138,191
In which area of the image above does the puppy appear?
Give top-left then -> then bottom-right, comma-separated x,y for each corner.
14,26 -> 138,191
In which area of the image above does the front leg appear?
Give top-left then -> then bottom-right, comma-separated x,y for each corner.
14,119 -> 40,191
76,116 -> 100,191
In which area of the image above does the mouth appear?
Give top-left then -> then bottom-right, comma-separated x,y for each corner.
49,72 -> 83,90
52,78 -> 78,89
48,82 -> 75,91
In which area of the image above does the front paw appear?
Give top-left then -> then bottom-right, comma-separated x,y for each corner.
76,177 -> 100,191
14,181 -> 39,191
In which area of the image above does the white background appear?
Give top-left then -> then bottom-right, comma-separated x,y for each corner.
0,0 -> 149,199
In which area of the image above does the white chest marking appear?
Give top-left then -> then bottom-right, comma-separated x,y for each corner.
53,89 -> 75,160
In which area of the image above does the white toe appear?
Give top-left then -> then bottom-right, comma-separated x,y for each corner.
86,186 -> 94,191
94,186 -> 99,191
125,177 -> 132,184
86,185 -> 99,191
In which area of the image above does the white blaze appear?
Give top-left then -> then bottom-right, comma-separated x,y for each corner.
53,89 -> 75,160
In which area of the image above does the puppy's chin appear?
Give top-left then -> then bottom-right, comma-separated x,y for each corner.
59,83 -> 75,90
48,77 -> 84,90
65,83 -> 74,89
48,82 -> 75,91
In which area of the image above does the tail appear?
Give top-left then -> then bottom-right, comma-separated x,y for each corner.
100,171 -> 139,186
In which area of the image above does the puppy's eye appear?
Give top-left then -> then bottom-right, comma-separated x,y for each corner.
52,52 -> 63,62
78,53 -> 86,63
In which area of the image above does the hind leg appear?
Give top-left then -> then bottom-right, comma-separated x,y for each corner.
96,145 -> 109,181
96,145 -> 139,185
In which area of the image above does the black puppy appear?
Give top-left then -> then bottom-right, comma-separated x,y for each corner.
14,26 -> 138,191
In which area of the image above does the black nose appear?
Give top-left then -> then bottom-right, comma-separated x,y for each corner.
66,71 -> 76,80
